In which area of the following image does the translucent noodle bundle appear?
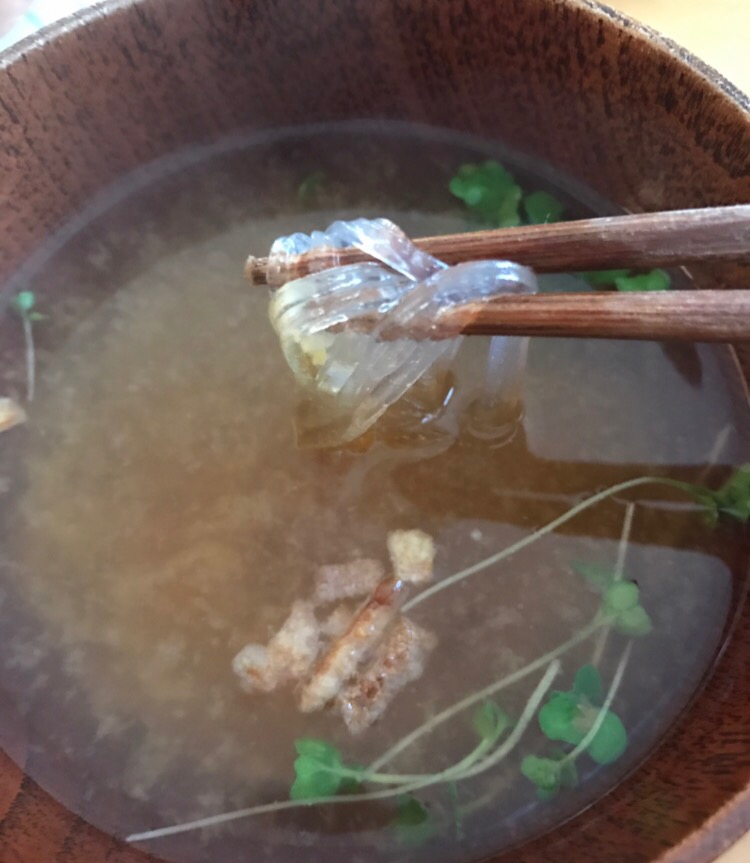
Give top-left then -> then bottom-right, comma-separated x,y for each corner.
268,219 -> 538,449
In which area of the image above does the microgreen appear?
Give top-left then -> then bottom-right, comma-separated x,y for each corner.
571,562 -> 652,638
449,161 -> 523,227
12,291 -> 37,315
687,465 -> 750,525
573,664 -> 604,705
603,581 -> 640,614
523,190 -> 565,225
391,795 -> 436,845
614,269 -> 671,292
290,738 -> 361,800
472,700 -> 511,744
581,269 -> 630,285
521,752 -> 578,799
539,691 -> 584,745
581,268 -> 671,292
127,468 -> 748,844
449,160 -> 674,291
10,290 -> 43,402
298,170 -> 326,204
585,709 -> 628,764
537,664 -> 628,766
614,604 -> 653,637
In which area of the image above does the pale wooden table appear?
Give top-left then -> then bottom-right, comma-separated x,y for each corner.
1,0 -> 748,860
612,0 -> 750,95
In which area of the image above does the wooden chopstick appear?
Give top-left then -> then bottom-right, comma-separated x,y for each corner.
433,289 -> 750,342
245,204 -> 750,288
327,290 -> 750,343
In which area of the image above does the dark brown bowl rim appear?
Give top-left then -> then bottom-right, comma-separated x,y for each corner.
1,0 -> 748,107
1,1 -> 749,862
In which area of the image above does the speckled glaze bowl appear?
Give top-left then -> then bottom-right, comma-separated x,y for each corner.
1,1 -> 749,861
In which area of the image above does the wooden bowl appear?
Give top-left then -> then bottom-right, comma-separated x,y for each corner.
1,0 -> 749,861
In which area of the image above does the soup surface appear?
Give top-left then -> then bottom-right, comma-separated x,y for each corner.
0,122 -> 747,863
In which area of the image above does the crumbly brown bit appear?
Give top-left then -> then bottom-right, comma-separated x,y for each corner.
337,616 -> 437,734
232,644 -> 277,693
298,577 -> 406,713
387,529 -> 435,585
267,599 -> 320,679
320,603 -> 355,639
232,600 -> 320,693
233,532 -> 436,727
0,397 -> 26,433
313,558 -> 385,604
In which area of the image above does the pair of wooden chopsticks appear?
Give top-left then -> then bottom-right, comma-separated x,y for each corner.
245,205 -> 750,342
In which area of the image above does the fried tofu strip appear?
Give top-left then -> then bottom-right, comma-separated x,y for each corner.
298,577 -> 406,713
232,600 -> 320,693
313,558 -> 385,604
387,529 -> 435,585
337,617 -> 437,734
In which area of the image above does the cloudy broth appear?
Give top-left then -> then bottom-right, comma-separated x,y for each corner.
0,122 -> 747,863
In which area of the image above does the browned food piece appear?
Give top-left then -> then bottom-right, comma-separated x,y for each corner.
298,577 -> 407,713
336,617 -> 437,734
313,558 -> 385,604
0,397 -> 26,433
268,599 -> 320,677
232,600 -> 320,693
387,529 -> 435,584
232,644 -> 277,694
320,603 -> 355,639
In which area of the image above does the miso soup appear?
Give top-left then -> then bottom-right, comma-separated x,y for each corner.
0,121 -> 747,863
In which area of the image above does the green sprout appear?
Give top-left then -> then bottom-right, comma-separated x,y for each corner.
537,664 -> 628,765
290,738 -> 362,800
581,269 -> 630,285
126,469 -> 750,844
651,465 -> 750,526
523,190 -> 565,225
449,160 -> 670,289
13,291 -> 37,315
581,268 -> 671,292
449,161 -> 566,228
685,465 -> 750,526
391,795 -> 436,845
571,663 -> 604,705
11,290 -> 44,402
472,699 -> 511,743
449,161 -> 523,228
571,562 -> 653,637
521,751 -> 578,800
524,644 -> 633,801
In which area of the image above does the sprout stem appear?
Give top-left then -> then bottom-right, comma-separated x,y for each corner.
562,641 -> 632,766
368,615 -> 606,773
592,503 -> 634,665
22,315 -> 35,402
403,476 -> 693,613
449,661 -> 560,781
127,474 -> 702,846
127,663 -> 559,844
